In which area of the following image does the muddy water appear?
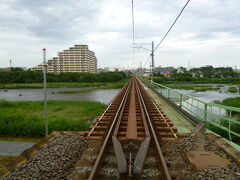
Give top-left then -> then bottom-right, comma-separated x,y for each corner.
0,88 -> 120,104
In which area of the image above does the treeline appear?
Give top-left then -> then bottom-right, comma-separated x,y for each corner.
150,76 -> 240,84
0,71 -> 127,83
189,66 -> 238,78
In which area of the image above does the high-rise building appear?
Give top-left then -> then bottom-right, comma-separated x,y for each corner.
31,45 -> 97,73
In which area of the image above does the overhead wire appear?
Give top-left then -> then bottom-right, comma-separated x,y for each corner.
131,0 -> 135,65
154,0 -> 191,52
143,54 -> 151,67
133,43 -> 151,52
143,0 -> 191,67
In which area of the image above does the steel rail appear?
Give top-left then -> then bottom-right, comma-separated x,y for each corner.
88,79 -> 133,180
133,79 -> 151,175
136,79 -> 172,180
152,101 -> 178,139
87,102 -> 113,138
87,80 -> 131,138
111,81 -> 132,174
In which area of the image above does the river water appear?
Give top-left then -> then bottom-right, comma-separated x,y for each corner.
175,84 -> 240,103
0,87 -> 120,104
0,84 -> 239,104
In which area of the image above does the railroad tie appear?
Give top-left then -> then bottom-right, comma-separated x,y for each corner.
126,82 -> 138,140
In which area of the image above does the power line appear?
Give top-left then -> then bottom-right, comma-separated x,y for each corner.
154,0 -> 191,52
131,0 -> 135,65
133,43 -> 151,52
143,0 -> 191,67
143,54 -> 151,67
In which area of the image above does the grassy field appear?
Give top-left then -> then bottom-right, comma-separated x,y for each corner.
194,87 -> 220,92
149,77 -> 240,84
227,86 -> 238,93
58,80 -> 127,94
0,138 -> 41,142
0,100 -> 106,137
213,97 -> 240,143
165,84 -> 220,92
215,97 -> 240,109
0,80 -> 127,89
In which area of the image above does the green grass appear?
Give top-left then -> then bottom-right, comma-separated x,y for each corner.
227,86 -> 238,93
212,97 -> 240,143
165,84 -> 219,92
0,138 -> 41,143
166,84 -> 212,90
207,120 -> 240,144
194,87 -> 220,92
58,79 -> 127,94
0,100 -> 106,137
0,81 -> 124,89
0,156 -> 22,167
165,84 -> 197,90
215,97 -> 240,109
149,76 -> 240,84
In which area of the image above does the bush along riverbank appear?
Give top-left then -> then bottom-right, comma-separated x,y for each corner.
0,100 -> 106,137
227,86 -> 238,93
145,76 -> 240,84
0,71 -> 127,84
0,80 -> 128,90
213,97 -> 240,143
215,97 -> 240,109
58,79 -> 127,94
165,84 -> 220,92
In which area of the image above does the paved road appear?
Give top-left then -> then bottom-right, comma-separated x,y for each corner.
0,141 -> 35,156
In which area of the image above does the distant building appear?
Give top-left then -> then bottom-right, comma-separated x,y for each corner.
97,67 -> 110,73
0,67 -> 11,72
0,67 -> 28,72
177,66 -> 187,73
155,66 -> 174,74
32,45 -> 97,73
104,67 -> 109,72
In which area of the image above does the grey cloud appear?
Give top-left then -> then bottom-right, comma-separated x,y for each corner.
1,0 -> 240,68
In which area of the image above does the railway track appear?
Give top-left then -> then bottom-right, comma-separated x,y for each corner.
69,77 -> 179,179
3,77 -> 240,180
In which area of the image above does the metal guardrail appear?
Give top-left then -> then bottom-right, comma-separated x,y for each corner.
141,78 -> 240,142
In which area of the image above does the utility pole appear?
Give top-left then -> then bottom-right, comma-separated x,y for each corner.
9,59 -> 12,68
42,48 -> 48,136
151,41 -> 154,84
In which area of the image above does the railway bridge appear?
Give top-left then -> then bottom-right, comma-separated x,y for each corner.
2,77 -> 240,180
68,77 -> 240,179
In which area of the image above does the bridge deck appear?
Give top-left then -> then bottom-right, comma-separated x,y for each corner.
141,81 -> 195,134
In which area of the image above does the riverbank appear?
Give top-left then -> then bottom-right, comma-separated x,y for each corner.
0,80 -> 127,89
165,84 -> 221,92
0,100 -> 106,137
215,97 -> 240,110
58,80 -> 126,94
150,77 -> 240,84
213,97 -> 240,142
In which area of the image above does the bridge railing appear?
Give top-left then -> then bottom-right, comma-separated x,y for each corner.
141,78 -> 240,142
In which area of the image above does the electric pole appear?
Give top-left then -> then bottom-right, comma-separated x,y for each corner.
151,41 -> 154,84
9,59 -> 12,68
42,48 -> 48,136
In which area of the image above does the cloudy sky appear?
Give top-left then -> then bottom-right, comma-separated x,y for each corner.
1,0 -> 240,69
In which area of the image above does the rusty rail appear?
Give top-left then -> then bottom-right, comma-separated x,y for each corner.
88,79 -> 133,180
87,77 -> 175,179
136,78 -> 172,180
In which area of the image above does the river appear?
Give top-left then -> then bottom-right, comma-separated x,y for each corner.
175,84 -> 240,103
0,87 -> 120,104
0,84 -> 239,104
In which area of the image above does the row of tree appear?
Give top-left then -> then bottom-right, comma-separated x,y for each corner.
189,66 -> 238,78
0,70 -> 127,83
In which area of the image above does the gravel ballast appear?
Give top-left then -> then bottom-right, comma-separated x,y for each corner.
3,134 -> 87,180
161,135 -> 240,180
